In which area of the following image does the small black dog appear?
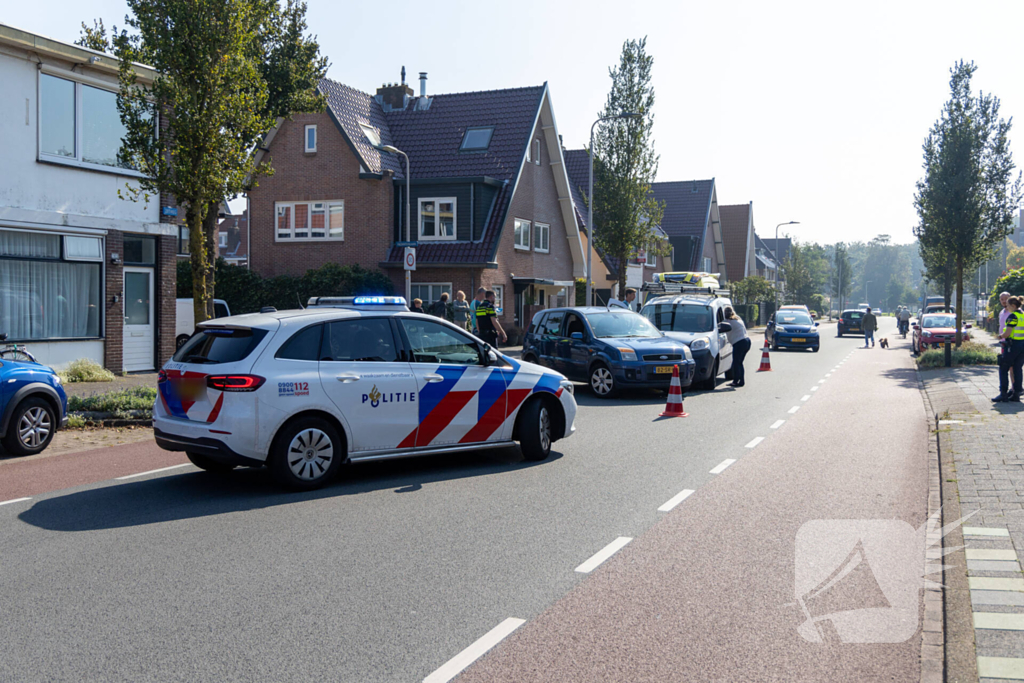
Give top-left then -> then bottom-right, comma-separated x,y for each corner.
879,337 -> 889,349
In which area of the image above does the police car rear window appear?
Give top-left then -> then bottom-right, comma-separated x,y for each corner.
173,328 -> 268,364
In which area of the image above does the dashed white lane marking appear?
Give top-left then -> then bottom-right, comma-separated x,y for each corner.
745,437 -> 765,449
788,406 -> 801,414
711,458 -> 738,473
658,489 -> 695,512
825,373 -> 832,377
575,537 -> 633,574
977,656 -> 1024,680
770,420 -> 785,429
974,612 -> 1024,630
116,463 -> 191,480
818,379 -> 826,384
0,497 -> 31,507
811,386 -> 819,391
423,617 -> 526,683
801,395 -> 811,401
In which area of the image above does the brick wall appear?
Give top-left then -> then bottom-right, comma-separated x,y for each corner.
249,112 -> 394,278
103,231 -> 124,372
157,235 -> 177,366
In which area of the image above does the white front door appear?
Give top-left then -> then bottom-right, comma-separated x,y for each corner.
123,267 -> 155,372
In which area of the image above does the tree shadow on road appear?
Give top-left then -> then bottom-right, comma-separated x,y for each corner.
880,366 -> 923,390
18,445 -> 564,533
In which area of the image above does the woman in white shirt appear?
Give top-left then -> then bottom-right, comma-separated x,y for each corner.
724,306 -> 751,388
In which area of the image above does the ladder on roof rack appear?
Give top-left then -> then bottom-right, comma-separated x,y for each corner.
641,281 -> 730,297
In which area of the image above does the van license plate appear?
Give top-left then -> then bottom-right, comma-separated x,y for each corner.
655,366 -> 674,374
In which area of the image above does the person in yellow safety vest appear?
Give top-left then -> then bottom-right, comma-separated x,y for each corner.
993,295 -> 1024,403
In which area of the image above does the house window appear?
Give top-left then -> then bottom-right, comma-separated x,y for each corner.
178,226 -> 190,255
410,283 -> 452,306
534,223 -> 550,253
0,229 -> 102,340
39,72 -> 150,174
123,235 -> 156,265
703,256 -> 712,273
64,235 -> 103,261
419,198 -> 456,240
304,125 -> 317,153
514,219 -> 531,250
359,123 -> 380,147
645,245 -> 657,267
492,285 -> 504,315
460,127 -> 493,151
218,232 -> 228,248
275,201 -> 344,241
533,139 -> 541,165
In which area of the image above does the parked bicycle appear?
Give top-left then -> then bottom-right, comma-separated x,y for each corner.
0,334 -> 37,363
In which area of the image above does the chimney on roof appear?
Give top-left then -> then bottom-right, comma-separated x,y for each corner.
419,72 -> 427,97
376,70 -> 413,111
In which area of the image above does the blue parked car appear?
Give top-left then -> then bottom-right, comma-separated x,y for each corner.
766,309 -> 821,352
521,307 -> 696,398
0,338 -> 68,456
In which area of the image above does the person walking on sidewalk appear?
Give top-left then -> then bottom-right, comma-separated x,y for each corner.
723,306 -> 751,388
862,307 -> 877,348
993,295 -> 1024,403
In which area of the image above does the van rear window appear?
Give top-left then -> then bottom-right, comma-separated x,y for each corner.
173,328 -> 268,364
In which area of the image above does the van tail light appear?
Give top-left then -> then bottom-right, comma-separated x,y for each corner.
206,375 -> 265,392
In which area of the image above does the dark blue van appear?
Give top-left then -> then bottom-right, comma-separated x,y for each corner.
521,307 -> 696,398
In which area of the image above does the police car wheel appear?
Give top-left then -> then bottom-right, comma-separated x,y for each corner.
269,418 -> 344,490
518,398 -> 552,462
186,451 -> 236,473
589,364 -> 616,398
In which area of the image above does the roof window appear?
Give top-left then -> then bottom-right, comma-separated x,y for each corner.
460,127 -> 494,151
359,123 -> 381,147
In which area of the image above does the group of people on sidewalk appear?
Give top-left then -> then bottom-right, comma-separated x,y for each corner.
408,288 -> 508,349
993,291 -> 1024,403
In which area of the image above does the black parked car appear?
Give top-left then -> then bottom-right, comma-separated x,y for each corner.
837,309 -> 865,336
521,307 -> 696,398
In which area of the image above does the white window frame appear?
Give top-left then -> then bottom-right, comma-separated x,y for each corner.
218,232 -> 228,248
63,235 -> 104,262
525,141 -> 531,163
304,124 -> 317,153
645,245 -> 657,267
418,197 -> 457,241
533,139 -> 541,165
359,122 -> 380,147
514,218 -> 531,251
703,256 -> 712,272
492,285 -> 504,315
534,223 -> 550,253
37,67 -> 152,178
275,200 -> 344,242
410,282 -> 452,305
178,226 -> 190,255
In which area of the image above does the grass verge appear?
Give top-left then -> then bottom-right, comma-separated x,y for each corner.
917,340 -> 998,368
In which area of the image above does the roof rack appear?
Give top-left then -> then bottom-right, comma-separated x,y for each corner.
641,281 -> 730,298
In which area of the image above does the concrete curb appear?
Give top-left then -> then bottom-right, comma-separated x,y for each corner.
917,367 -> 945,683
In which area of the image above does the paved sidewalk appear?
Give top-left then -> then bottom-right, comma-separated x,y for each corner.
919,358 -> 1024,683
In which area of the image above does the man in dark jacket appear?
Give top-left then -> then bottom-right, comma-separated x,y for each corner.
862,307 -> 877,348
431,292 -> 450,320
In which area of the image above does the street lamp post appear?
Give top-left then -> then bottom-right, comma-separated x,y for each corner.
772,221 -> 799,313
865,280 -> 872,309
587,112 -> 641,307
377,144 -> 411,302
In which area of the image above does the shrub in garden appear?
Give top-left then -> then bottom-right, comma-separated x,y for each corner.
58,359 -> 115,383
916,340 -> 997,368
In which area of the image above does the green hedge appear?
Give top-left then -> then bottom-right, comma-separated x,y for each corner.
916,340 -> 998,368
733,303 -> 759,326
178,259 -> 394,314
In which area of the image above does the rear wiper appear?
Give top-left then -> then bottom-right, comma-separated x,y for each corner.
185,355 -> 216,364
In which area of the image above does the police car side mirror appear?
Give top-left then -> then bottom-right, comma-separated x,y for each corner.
570,332 -> 584,341
717,322 -> 732,333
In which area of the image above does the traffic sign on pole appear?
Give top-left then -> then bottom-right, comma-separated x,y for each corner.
404,247 -> 416,271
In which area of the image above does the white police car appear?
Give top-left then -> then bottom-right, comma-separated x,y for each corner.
154,297 -> 576,489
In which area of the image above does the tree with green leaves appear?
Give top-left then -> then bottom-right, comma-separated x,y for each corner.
111,0 -> 326,325
75,19 -> 110,52
730,275 -> 775,305
915,60 -> 1022,344
590,37 -> 665,295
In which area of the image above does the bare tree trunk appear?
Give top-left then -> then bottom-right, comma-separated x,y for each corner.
955,257 -> 964,346
187,203 -> 209,325
203,200 -> 219,320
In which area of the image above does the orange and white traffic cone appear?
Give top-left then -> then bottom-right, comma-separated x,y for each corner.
757,339 -> 772,372
660,364 -> 688,417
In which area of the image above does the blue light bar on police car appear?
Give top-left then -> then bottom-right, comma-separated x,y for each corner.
353,296 -> 407,305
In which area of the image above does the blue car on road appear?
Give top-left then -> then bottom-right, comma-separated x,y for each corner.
766,309 -> 821,352
0,344 -> 68,456
521,307 -> 696,398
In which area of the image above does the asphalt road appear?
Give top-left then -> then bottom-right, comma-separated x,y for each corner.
0,318 -> 929,682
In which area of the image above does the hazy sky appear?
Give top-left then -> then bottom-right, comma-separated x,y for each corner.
8,0 -> 1023,246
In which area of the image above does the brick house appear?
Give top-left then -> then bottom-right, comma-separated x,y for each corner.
248,72 -> 585,333
753,233 -> 779,282
0,23 -> 177,372
563,148 -> 671,302
719,202 -> 757,282
649,179 -> 728,282
217,210 -> 248,266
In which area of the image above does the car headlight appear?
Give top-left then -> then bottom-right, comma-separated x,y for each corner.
690,337 -> 709,351
775,325 -> 787,333
617,347 -> 637,361
559,379 -> 574,394
922,331 -> 932,338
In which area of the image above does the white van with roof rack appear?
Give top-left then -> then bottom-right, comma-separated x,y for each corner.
153,298 -> 576,490
639,280 -> 735,390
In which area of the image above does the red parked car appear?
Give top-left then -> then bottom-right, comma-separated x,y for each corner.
912,313 -> 972,354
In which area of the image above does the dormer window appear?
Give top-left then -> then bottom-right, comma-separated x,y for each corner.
304,125 -> 317,153
359,123 -> 381,147
460,127 -> 493,151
